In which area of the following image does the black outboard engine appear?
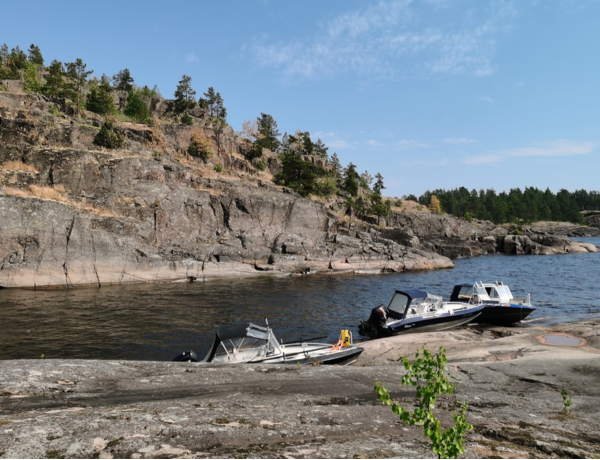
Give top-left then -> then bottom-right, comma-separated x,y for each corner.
358,305 -> 390,338
172,349 -> 200,362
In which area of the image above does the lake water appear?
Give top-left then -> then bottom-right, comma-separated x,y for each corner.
1,237 -> 599,361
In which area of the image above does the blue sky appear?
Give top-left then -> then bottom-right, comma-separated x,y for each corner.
3,0 -> 599,198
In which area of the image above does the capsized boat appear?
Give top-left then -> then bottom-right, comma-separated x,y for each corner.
173,322 -> 363,365
450,281 -> 536,325
358,289 -> 484,338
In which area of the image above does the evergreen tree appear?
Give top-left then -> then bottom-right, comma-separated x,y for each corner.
373,173 -> 385,195
112,68 -> 134,92
0,44 -> 8,63
123,89 -> 150,123
214,91 -> 226,121
94,120 -> 124,149
370,193 -> 392,225
344,162 -> 360,197
273,153 -> 327,197
85,75 -> 116,116
256,113 -> 280,151
313,138 -> 329,158
10,46 -> 27,70
204,87 -> 217,117
360,171 -> 373,190
174,75 -> 196,114
65,58 -> 93,113
181,112 -> 193,125
43,60 -> 65,100
330,153 -> 343,177
279,133 -> 292,154
27,44 -> 44,66
22,62 -> 42,93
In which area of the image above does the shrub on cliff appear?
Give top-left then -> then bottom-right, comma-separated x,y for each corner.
93,121 -> 124,149
86,75 -> 116,116
187,132 -> 212,162
273,153 -> 328,197
123,89 -> 150,124
22,61 -> 42,94
181,112 -> 193,125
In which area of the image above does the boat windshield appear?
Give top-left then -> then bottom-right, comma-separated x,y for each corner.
388,292 -> 410,315
495,285 -> 512,300
457,286 -> 474,299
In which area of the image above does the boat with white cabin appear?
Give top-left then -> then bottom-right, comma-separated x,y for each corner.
449,281 -> 536,325
358,289 -> 484,338
173,321 -> 364,365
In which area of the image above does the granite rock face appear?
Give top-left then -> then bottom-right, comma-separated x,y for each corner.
0,92 -> 596,289
0,93 -> 455,288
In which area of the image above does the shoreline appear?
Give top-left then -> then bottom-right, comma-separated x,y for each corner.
1,318 -> 599,458
1,239 -> 598,291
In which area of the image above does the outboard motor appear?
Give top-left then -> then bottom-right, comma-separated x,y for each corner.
172,349 -> 200,362
358,305 -> 390,338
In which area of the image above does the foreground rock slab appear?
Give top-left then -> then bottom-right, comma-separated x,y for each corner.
1,319 -> 599,458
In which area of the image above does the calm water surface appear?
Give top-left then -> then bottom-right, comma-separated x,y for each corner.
1,237 -> 599,361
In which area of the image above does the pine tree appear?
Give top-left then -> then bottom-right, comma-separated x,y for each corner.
123,89 -> 150,123
43,60 -> 65,100
85,75 -> 116,116
27,44 -> 44,66
94,120 -> 124,149
256,113 -> 280,151
360,171 -> 373,189
204,87 -> 217,117
313,138 -> 329,158
10,46 -> 27,70
174,75 -> 196,114
65,58 -> 93,113
0,44 -> 8,63
373,173 -> 386,195
22,62 -> 42,94
112,68 -> 134,92
330,153 -> 343,177
344,162 -> 359,197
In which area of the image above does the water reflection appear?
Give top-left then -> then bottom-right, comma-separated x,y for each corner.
1,237 -> 599,361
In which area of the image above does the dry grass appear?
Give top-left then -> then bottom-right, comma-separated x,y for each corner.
29,185 -> 68,202
2,184 -> 121,217
2,187 -> 30,197
1,161 -> 39,173
114,196 -> 135,206
82,204 -> 120,217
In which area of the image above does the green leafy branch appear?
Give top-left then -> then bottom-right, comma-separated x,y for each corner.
374,345 -> 473,459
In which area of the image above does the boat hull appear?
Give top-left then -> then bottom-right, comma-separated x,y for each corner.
259,346 -> 364,366
388,308 -> 482,335
473,304 -> 536,325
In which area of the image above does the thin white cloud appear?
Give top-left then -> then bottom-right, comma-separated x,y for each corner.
503,140 -> 594,157
463,140 -> 594,165
328,139 -> 350,149
367,139 -> 386,148
479,96 -> 494,103
185,53 -> 198,64
397,139 -> 428,149
444,137 -> 477,144
246,0 -> 515,81
463,155 -> 502,165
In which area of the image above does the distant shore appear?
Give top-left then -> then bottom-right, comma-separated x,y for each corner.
1,318 -> 599,458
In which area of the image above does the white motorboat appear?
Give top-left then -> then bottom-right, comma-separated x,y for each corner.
174,322 -> 363,365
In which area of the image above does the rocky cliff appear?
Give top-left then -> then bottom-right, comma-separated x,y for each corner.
0,91 -> 596,289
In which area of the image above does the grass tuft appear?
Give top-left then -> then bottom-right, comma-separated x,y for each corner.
1,161 -> 39,173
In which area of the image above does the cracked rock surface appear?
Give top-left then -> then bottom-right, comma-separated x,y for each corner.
1,319 -> 599,458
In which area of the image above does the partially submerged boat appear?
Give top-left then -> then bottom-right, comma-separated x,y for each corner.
450,281 -> 536,325
358,289 -> 484,338
174,322 -> 363,365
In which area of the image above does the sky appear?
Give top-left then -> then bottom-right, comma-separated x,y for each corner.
3,0 -> 599,198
